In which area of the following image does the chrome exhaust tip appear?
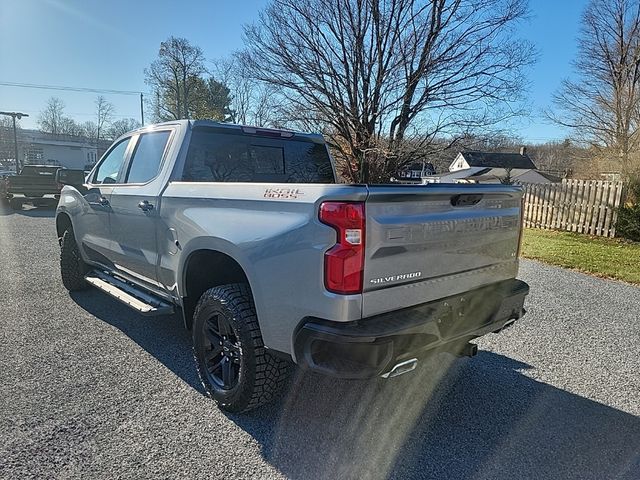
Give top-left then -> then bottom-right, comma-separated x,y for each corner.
381,358 -> 418,379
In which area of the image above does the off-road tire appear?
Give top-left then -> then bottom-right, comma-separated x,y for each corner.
60,229 -> 89,291
9,198 -> 22,210
193,283 -> 291,413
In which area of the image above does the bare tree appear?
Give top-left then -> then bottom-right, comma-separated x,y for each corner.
107,118 -> 142,139
95,96 -> 114,144
37,97 -> 88,136
551,0 -> 640,178
145,37 -> 208,120
527,139 -> 581,177
81,121 -> 98,142
240,0 -> 534,182
213,57 -> 281,126
38,97 -> 66,134
59,118 -> 85,137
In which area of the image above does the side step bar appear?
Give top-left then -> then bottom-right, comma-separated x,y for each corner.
84,270 -> 174,316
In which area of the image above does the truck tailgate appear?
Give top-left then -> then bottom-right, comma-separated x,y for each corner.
362,184 -> 522,318
7,176 -> 59,195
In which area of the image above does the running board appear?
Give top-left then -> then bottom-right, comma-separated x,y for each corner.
84,270 -> 174,316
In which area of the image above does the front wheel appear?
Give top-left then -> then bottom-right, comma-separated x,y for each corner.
193,284 -> 291,413
60,228 -> 89,291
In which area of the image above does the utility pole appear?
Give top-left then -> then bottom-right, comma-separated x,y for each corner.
140,93 -> 144,125
0,111 -> 29,173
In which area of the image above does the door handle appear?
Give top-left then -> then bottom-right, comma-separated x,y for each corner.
138,200 -> 154,211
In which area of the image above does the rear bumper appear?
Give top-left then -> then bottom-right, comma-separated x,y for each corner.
5,192 -> 59,198
294,279 -> 529,379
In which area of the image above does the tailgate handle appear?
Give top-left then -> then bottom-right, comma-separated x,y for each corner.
451,194 -> 482,207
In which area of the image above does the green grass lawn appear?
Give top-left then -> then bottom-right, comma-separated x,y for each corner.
521,228 -> 640,284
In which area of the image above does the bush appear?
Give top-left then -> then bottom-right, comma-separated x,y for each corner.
617,180 -> 640,241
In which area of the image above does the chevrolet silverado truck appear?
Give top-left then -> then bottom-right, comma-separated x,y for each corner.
4,165 -> 64,209
55,120 -> 529,413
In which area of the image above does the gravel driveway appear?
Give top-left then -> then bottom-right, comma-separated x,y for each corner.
1,205 -> 638,479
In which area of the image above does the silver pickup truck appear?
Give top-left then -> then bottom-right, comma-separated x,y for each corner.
55,120 -> 529,412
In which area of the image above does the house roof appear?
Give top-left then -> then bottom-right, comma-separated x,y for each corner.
459,151 -> 537,170
405,162 -> 425,171
529,170 -> 562,182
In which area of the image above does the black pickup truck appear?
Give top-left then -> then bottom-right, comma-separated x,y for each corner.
2,165 -> 66,209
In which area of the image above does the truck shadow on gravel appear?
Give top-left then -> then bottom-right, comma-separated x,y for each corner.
70,290 -> 639,480
240,354 -> 640,480
69,290 -> 204,394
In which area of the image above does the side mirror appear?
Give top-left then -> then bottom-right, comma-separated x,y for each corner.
56,168 -> 86,187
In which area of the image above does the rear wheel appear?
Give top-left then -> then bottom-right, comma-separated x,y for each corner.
60,228 -> 89,291
193,284 -> 291,413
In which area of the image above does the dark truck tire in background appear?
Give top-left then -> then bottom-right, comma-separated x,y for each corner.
60,229 -> 89,291
192,284 -> 292,413
9,198 -> 23,210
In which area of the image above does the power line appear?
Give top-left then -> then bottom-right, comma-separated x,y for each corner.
0,81 -> 147,124
0,80 -> 144,96
16,109 -> 140,119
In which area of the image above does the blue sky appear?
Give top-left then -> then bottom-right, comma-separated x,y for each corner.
0,0 -> 587,143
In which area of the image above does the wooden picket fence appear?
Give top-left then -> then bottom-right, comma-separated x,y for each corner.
521,179 -> 626,238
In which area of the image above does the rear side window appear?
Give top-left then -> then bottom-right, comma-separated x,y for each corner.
125,131 -> 171,184
182,129 -> 334,183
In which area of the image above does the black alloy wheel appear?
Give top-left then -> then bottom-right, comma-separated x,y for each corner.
202,313 -> 242,390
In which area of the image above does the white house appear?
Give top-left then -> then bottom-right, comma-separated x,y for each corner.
20,130 -> 111,170
426,147 -> 560,184
449,147 -> 537,172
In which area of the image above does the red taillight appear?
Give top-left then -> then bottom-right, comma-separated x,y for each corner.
319,201 -> 365,294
